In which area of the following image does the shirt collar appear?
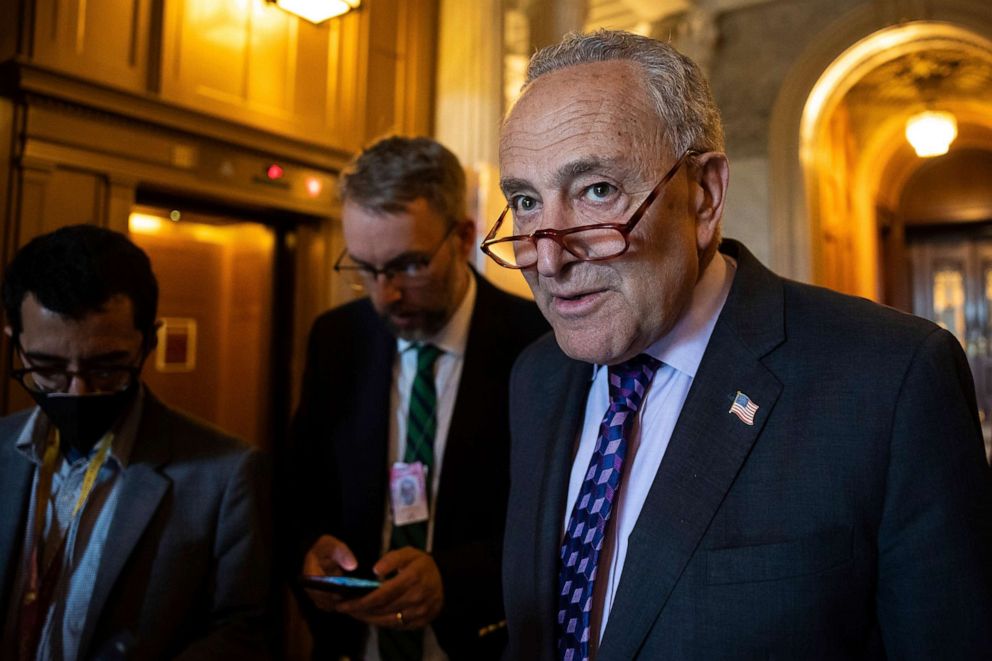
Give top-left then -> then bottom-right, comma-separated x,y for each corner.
591,252 -> 736,381
397,267 -> 477,358
14,384 -> 146,469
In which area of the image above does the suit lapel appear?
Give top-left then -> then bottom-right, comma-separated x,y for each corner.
532,357 -> 592,642
444,271 -> 491,454
599,241 -> 786,659
80,392 -> 172,656
350,320 -> 394,534
0,413 -> 35,614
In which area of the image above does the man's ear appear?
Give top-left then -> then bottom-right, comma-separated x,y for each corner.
690,151 -> 729,252
4,325 -> 11,339
453,218 -> 477,259
145,320 -> 163,354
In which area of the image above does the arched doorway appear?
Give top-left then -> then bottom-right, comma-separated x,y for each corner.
769,1 -> 992,289
770,10 -> 992,460
798,23 -> 992,301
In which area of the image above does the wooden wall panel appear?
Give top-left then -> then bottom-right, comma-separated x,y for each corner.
31,0 -> 150,91
16,164 -> 107,247
13,0 -> 437,156
160,0 -> 369,150
0,0 -> 22,61
166,1 -> 255,104
318,11 -> 367,152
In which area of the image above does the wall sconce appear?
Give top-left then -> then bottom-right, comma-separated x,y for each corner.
268,0 -> 360,24
905,110 -> 958,158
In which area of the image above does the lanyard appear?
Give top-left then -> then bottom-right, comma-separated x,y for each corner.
17,428 -> 114,660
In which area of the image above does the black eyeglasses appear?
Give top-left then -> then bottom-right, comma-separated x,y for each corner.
11,365 -> 140,394
333,223 -> 457,290
10,340 -> 144,395
481,150 -> 698,269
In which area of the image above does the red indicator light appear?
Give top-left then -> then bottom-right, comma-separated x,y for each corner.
266,163 -> 285,180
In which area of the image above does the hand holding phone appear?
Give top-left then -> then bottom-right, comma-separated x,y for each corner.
303,534 -> 366,610
300,574 -> 381,598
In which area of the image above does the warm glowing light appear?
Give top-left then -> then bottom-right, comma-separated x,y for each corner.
905,110 -> 958,157
272,0 -> 360,24
129,214 -> 163,234
266,163 -> 284,180
305,176 -> 323,197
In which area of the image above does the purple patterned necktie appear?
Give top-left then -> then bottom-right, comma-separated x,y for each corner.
557,353 -> 662,661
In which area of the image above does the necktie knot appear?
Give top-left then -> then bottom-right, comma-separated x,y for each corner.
607,353 -> 661,413
416,344 -> 443,373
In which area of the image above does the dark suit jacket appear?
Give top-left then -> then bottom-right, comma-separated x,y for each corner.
504,240 -> 992,660
0,389 -> 272,660
289,271 -> 548,659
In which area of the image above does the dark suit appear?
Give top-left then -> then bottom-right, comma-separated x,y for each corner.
290,271 -> 547,659
504,240 -> 992,659
0,389 -> 272,660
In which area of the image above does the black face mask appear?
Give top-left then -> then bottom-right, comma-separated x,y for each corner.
29,384 -> 138,457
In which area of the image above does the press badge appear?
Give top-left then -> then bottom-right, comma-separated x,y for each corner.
389,462 -> 429,526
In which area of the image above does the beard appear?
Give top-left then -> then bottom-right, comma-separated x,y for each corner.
379,304 -> 452,342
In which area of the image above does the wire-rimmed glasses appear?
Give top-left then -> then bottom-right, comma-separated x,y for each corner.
481,150 -> 698,269
334,222 -> 457,291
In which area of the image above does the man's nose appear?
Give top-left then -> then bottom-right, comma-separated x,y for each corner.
534,237 -> 568,277
66,373 -> 92,395
369,274 -> 403,306
533,207 -> 579,277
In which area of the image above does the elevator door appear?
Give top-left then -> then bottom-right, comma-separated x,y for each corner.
129,207 -> 274,449
909,227 -> 992,463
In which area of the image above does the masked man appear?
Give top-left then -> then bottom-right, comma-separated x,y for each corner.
0,225 -> 272,660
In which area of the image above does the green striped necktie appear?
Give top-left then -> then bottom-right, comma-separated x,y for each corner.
380,343 -> 442,660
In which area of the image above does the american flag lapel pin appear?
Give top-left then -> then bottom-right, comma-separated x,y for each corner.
729,391 -> 759,426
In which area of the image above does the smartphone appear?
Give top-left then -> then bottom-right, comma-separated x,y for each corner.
300,574 -> 381,597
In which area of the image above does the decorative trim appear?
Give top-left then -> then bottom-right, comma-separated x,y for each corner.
12,61 -> 353,173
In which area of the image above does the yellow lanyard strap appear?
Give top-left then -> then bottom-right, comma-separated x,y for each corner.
25,429 -> 115,599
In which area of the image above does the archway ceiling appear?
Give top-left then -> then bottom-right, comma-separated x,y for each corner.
842,48 -> 992,149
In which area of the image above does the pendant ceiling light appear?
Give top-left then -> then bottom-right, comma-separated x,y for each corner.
269,0 -> 360,24
905,110 -> 958,158
901,54 -> 961,158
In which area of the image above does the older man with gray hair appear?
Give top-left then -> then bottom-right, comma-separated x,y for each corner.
488,30 -> 992,660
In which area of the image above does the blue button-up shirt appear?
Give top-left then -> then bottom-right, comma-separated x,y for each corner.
2,392 -> 142,660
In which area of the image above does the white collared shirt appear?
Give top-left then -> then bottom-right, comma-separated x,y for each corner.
563,254 -> 736,647
366,269 -> 477,661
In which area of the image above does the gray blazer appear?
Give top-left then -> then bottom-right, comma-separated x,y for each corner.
0,389 -> 272,660
503,240 -> 992,660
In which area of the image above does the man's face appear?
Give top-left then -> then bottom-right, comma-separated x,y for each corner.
13,293 -> 146,394
342,197 -> 471,342
499,59 -> 722,365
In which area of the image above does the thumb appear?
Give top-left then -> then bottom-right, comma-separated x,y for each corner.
332,542 -> 358,572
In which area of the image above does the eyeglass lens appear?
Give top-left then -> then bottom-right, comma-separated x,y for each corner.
19,367 -> 135,394
486,226 -> 628,268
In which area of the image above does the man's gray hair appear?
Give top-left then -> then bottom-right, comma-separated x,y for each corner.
524,30 -> 724,156
339,136 -> 467,223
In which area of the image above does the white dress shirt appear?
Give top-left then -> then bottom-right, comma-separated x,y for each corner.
365,271 -> 477,661
563,253 -> 736,648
